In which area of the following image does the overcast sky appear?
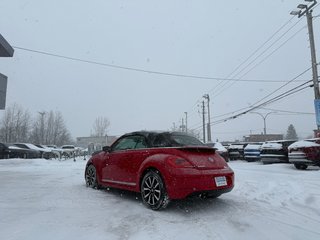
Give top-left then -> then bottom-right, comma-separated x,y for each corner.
0,0 -> 319,142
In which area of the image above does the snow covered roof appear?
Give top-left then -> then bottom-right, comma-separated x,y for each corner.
261,142 -> 283,150
8,145 -> 24,150
211,142 -> 227,152
228,144 -> 244,149
245,144 -> 262,150
288,140 -> 320,150
18,143 -> 51,152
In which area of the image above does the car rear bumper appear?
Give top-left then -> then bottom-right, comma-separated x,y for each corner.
289,157 -> 320,166
164,168 -> 234,199
244,155 -> 261,162
260,154 -> 288,164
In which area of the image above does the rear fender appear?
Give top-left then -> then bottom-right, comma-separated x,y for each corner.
137,153 -> 172,190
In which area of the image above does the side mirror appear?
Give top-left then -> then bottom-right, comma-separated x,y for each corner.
102,146 -> 111,152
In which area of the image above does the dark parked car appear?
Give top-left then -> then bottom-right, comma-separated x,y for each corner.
13,143 -> 42,158
34,144 -> 57,159
288,139 -> 320,170
205,142 -> 229,162
228,144 -> 246,160
260,140 -> 295,164
85,131 -> 234,210
0,143 -> 36,159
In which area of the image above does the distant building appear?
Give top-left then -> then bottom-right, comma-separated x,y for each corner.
243,134 -> 283,143
76,135 -> 118,154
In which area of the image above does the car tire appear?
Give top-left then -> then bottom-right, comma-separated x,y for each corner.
85,164 -> 101,189
294,163 -> 308,170
141,170 -> 169,210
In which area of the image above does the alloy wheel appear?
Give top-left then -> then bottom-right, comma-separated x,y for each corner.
141,171 -> 169,210
85,165 -> 97,188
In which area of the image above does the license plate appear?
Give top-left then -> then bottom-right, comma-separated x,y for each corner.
215,176 -> 227,187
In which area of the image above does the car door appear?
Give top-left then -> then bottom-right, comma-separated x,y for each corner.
102,135 -> 149,188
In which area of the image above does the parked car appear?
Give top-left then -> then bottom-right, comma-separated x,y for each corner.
34,144 -> 58,159
46,145 -> 64,159
13,143 -> 42,158
0,143 -> 35,159
85,131 -> 234,210
260,140 -> 295,164
244,143 -> 262,162
288,139 -> 320,170
228,144 -> 246,160
61,145 -> 76,158
205,142 -> 229,162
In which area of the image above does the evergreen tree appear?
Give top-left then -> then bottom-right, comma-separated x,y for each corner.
285,124 -> 298,140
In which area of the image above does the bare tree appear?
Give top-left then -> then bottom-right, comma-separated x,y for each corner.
30,110 -> 72,145
0,103 -> 30,142
92,116 -> 110,137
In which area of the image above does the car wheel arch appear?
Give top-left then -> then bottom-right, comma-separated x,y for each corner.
139,168 -> 171,210
86,162 -> 102,186
139,167 -> 166,192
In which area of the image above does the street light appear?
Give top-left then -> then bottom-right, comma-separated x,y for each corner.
291,0 -> 317,17
250,112 -> 277,135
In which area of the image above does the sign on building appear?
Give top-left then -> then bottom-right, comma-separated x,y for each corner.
314,99 -> 320,127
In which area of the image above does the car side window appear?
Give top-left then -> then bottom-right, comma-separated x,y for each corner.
112,136 -> 147,151
152,134 -> 170,147
134,136 -> 148,149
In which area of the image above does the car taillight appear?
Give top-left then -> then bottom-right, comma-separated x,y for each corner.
166,157 -> 194,168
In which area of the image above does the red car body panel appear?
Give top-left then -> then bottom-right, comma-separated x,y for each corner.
86,132 -> 234,200
289,140 -> 320,167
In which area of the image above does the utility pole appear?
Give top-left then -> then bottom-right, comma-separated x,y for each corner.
203,94 -> 212,142
181,118 -> 185,132
38,111 -> 46,144
172,122 -> 176,131
184,112 -> 188,133
291,0 -> 320,128
202,101 -> 206,143
306,9 -> 320,99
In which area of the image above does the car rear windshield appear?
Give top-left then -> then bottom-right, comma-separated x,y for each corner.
169,134 -> 203,146
152,133 -> 203,147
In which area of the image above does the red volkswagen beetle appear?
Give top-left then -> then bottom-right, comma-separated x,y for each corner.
85,131 -> 234,210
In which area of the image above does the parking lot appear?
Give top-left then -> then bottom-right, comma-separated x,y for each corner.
1,158 -> 319,240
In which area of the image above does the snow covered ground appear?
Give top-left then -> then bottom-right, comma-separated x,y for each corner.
0,157 -> 319,240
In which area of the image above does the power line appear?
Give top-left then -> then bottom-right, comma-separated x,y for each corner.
248,66 -> 312,107
208,16 -> 303,96
191,78 -> 312,130
12,45 -> 307,83
260,107 -> 314,115
212,24 -> 308,99
214,82 -> 311,124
